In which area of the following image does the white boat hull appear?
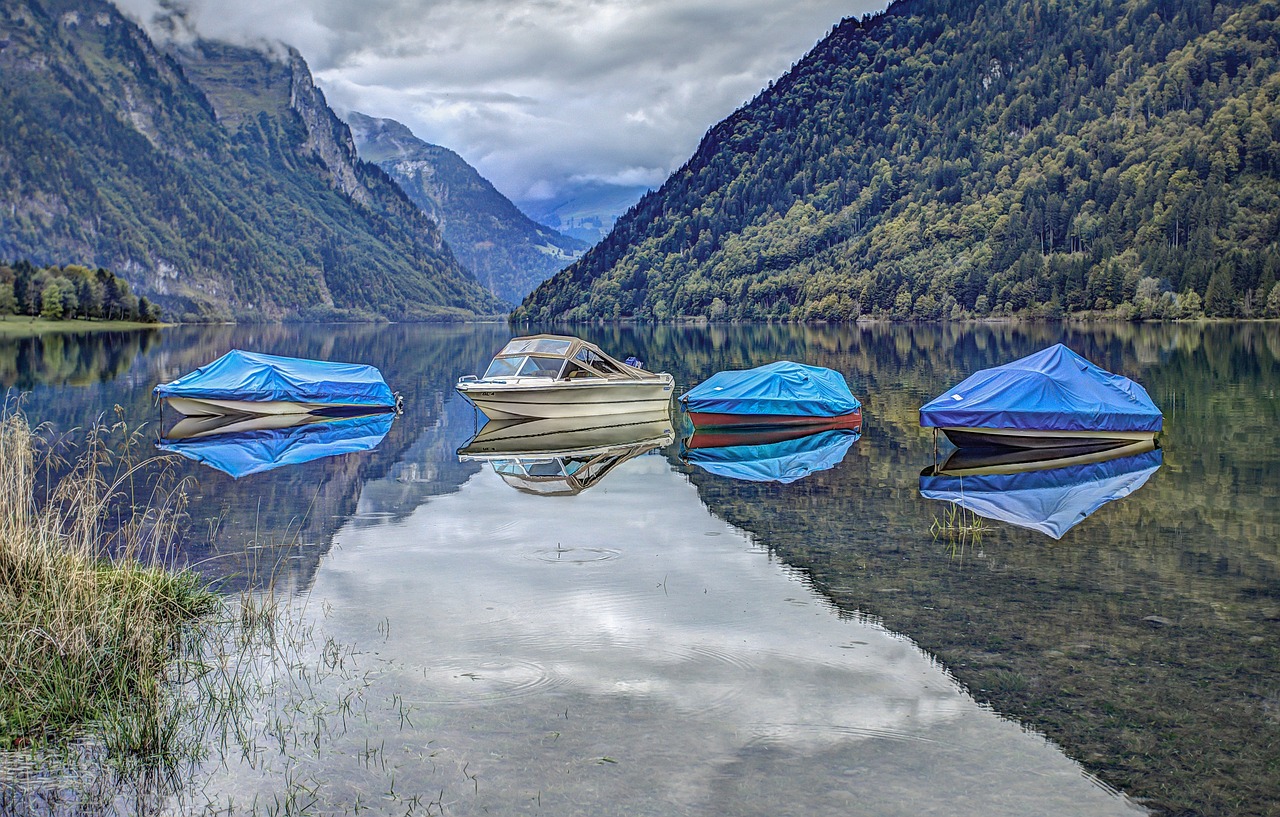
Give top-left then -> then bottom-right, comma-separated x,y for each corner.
459,411 -> 674,458
457,375 -> 675,420
163,396 -> 364,417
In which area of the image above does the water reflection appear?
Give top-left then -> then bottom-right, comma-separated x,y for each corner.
680,421 -> 862,483
0,328 -> 159,390
158,411 -> 396,479
197,455 -> 1139,816
919,441 -> 1164,538
459,413 -> 675,496
5,323 -> 510,593
2,321 -> 1278,815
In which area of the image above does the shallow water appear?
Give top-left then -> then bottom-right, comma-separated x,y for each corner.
2,321 -> 1277,816
191,456 -> 1136,816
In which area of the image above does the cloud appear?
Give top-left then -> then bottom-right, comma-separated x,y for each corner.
113,0 -> 887,203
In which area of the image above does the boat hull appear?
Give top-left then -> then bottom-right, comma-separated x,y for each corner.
457,375 -> 675,420
939,426 -> 1157,449
685,409 -> 861,431
459,412 -> 674,457
924,439 -> 1158,477
161,396 -> 370,417
686,412 -> 865,450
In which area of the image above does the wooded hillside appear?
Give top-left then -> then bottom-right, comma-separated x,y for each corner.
0,0 -> 501,320
517,0 -> 1280,322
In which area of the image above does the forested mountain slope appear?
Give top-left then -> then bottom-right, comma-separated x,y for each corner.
517,0 -> 1280,322
349,113 -> 586,305
0,0 -> 500,320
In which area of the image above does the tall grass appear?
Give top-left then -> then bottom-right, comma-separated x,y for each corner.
0,409 -> 217,756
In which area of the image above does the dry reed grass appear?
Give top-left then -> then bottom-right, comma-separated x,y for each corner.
0,408 -> 216,755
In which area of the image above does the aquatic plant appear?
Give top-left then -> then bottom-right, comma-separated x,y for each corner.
0,405 -> 384,813
930,502 -> 988,553
0,407 -> 217,756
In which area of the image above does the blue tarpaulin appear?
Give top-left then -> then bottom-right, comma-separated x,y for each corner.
684,428 -> 860,483
679,361 -> 860,418
154,350 -> 396,409
919,446 -> 1163,538
919,344 -> 1161,433
157,413 -> 394,479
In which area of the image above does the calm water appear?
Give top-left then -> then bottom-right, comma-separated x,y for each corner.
1,322 -> 1277,816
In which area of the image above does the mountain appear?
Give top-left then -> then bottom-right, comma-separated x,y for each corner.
347,112 -> 585,305
516,0 -> 1280,322
517,182 -> 652,245
0,0 -> 501,321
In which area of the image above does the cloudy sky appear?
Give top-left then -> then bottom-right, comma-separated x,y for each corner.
115,0 -> 888,206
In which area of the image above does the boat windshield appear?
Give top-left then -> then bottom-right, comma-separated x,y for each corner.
573,347 -> 627,376
499,338 -> 573,357
483,356 -> 565,379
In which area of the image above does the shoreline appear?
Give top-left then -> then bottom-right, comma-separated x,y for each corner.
0,316 -> 169,337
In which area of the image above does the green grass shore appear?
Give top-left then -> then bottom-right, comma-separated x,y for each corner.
0,315 -> 166,337
0,412 -> 215,754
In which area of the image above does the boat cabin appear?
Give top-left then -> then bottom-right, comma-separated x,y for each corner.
481,335 -> 648,382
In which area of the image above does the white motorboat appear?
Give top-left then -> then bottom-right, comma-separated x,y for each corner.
455,335 -> 674,420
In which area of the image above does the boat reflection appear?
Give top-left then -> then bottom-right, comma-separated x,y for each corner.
157,411 -> 395,479
457,412 -> 675,496
919,440 -> 1163,538
681,417 -> 862,484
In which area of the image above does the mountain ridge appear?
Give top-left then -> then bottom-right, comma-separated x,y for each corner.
348,112 -> 586,305
0,0 -> 501,320
517,0 -> 1280,322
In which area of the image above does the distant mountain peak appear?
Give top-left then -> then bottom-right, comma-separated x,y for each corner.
0,0 -> 499,320
348,112 -> 587,304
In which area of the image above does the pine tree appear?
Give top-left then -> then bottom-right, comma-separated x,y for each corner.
1205,269 -> 1237,317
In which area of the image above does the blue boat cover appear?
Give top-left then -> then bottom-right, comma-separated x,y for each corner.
679,361 -> 861,418
157,413 -> 394,479
919,344 -> 1161,433
684,428 -> 860,484
919,446 -> 1163,539
154,350 -> 396,408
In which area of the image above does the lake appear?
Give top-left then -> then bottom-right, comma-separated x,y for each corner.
1,322 -> 1276,816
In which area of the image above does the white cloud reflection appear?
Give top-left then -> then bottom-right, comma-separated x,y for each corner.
265,455 -> 1142,816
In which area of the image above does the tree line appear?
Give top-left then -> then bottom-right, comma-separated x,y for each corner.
517,0 -> 1280,322
0,1 -> 499,322
0,261 -> 161,322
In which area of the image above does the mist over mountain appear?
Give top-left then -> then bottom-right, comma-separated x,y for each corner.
347,112 -> 586,305
0,0 -> 500,320
517,182 -> 653,245
517,0 -> 1280,322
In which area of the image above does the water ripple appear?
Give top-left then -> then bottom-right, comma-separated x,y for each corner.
525,546 -> 623,564
410,656 -> 568,706
745,722 -> 938,747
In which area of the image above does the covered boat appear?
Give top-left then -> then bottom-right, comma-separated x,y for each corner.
679,361 -> 861,428
154,350 -> 398,417
681,425 -> 861,484
157,411 -> 394,479
919,344 -> 1161,448
455,335 -> 673,420
919,439 -> 1162,539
